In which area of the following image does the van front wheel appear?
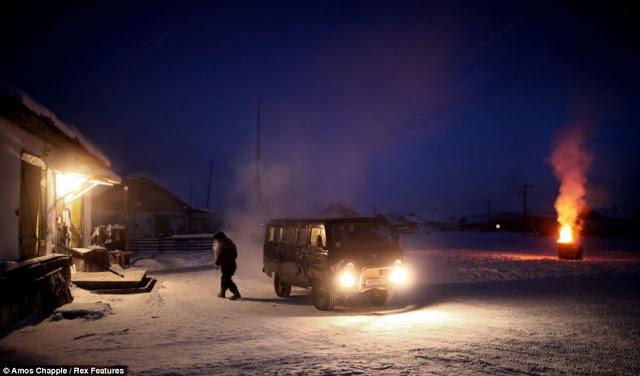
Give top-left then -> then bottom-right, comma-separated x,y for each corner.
312,283 -> 335,311
368,289 -> 391,306
274,273 -> 291,297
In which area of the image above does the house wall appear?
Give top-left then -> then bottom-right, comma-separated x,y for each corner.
93,209 -> 185,238
1,118 -> 46,261
82,194 -> 92,247
45,168 -> 56,254
0,117 -> 103,261
0,118 -> 23,261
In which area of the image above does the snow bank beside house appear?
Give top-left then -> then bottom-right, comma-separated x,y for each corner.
132,250 -> 215,273
51,302 -> 112,321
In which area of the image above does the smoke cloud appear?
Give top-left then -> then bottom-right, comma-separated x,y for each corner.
550,127 -> 592,239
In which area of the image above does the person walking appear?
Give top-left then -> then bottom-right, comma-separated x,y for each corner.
213,231 -> 241,300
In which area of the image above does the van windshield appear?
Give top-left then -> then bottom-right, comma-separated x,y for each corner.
329,222 -> 393,248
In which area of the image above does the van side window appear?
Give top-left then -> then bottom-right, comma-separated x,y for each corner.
284,226 -> 296,244
331,225 -> 346,245
268,226 -> 275,242
297,227 -> 310,245
311,227 -> 326,248
274,227 -> 283,243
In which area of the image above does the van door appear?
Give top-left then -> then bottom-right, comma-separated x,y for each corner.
279,226 -> 297,283
307,226 -> 328,282
19,160 -> 45,260
263,225 -> 278,274
295,226 -> 311,287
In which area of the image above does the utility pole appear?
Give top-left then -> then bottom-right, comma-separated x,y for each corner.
123,185 -> 129,252
518,184 -> 533,234
206,162 -> 213,209
256,99 -> 263,206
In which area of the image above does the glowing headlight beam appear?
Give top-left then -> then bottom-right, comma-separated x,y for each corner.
389,266 -> 408,284
339,272 -> 356,288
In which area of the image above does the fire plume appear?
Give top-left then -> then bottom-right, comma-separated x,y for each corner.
550,127 -> 591,244
558,225 -> 573,244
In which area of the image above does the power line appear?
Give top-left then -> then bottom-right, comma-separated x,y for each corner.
400,73 -> 518,130
468,1 -> 546,58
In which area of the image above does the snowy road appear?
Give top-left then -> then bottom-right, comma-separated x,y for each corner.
1,232 -> 640,375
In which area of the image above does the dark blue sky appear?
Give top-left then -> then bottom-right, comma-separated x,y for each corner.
2,0 -> 638,218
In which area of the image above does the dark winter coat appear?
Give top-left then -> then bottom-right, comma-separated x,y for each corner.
215,238 -> 238,274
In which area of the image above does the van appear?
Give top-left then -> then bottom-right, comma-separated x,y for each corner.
263,216 -> 408,310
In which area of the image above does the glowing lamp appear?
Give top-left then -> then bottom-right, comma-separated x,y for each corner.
56,172 -> 113,203
388,259 -> 408,284
339,271 -> 356,288
389,267 -> 408,284
56,172 -> 88,198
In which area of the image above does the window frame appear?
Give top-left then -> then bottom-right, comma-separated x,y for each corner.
311,226 -> 326,248
267,226 -> 275,242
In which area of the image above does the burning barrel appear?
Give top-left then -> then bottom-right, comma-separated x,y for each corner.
557,225 -> 584,260
557,242 -> 583,260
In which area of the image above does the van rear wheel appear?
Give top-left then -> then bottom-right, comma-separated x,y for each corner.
312,283 -> 335,311
368,289 -> 391,306
274,273 -> 291,297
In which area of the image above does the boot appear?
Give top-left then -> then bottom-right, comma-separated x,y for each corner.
217,291 -> 226,298
229,293 -> 241,300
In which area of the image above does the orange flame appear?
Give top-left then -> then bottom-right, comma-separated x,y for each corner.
550,127 -> 591,244
558,225 -> 573,244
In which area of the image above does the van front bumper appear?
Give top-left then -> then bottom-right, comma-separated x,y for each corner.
336,265 -> 407,293
357,266 -> 393,292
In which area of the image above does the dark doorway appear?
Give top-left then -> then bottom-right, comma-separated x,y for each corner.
155,214 -> 171,237
19,160 -> 45,260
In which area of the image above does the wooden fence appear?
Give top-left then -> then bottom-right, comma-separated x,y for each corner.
129,236 -> 214,252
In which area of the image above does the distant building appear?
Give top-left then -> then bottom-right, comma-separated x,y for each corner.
317,202 -> 359,218
92,174 -> 223,238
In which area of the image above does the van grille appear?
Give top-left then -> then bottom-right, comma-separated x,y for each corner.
360,266 -> 391,287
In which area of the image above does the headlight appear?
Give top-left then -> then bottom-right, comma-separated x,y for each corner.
339,271 -> 356,288
389,266 -> 408,284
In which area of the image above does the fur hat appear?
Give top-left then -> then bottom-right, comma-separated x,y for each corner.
213,231 -> 227,241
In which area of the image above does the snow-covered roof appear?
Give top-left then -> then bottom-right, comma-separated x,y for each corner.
1,87 -> 111,167
124,173 -> 220,215
317,202 -> 359,218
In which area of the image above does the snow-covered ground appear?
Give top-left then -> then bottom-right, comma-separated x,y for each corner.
1,231 -> 640,375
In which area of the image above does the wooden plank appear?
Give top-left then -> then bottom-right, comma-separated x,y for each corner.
71,268 -> 146,289
92,277 -> 157,294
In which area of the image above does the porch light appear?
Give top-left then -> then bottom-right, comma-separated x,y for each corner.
55,172 -> 113,203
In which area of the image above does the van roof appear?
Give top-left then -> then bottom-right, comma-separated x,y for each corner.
267,216 -> 389,226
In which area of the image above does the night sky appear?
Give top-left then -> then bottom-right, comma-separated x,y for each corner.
1,1 -> 638,218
